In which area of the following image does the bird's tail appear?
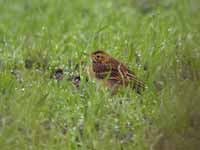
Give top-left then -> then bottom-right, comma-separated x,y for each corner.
126,70 -> 145,94
132,79 -> 145,94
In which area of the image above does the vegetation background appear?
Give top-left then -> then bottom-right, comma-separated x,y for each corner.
0,0 -> 199,149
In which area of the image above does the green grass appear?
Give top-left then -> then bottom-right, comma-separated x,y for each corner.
0,0 -> 200,149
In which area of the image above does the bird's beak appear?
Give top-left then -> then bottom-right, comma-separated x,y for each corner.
91,55 -> 97,63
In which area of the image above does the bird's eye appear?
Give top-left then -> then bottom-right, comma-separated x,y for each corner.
96,55 -> 100,58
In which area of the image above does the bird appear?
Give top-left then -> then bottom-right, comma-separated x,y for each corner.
90,50 -> 145,94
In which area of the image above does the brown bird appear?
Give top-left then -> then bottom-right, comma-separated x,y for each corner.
91,50 -> 145,94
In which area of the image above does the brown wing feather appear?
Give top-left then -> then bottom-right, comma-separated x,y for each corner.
108,58 -> 145,93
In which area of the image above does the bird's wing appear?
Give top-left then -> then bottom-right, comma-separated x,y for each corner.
114,62 -> 145,90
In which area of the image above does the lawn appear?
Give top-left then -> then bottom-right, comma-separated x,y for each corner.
0,0 -> 200,149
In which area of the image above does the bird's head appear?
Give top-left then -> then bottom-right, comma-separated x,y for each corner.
91,50 -> 110,63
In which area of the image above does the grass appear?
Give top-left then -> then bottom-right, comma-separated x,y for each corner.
0,0 -> 200,149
